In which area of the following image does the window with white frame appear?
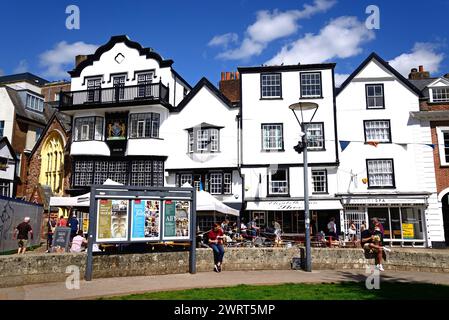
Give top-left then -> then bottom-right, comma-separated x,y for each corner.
209,172 -> 223,194
262,124 -> 283,151
129,113 -> 160,139
366,84 -> 384,109
432,87 -> 449,103
305,123 -> 324,150
197,130 -> 209,151
367,159 -> 395,188
268,168 -> 288,195
73,117 -> 104,141
26,94 -> 44,112
0,180 -> 10,197
188,128 -> 220,153
437,127 -> 449,166
261,73 -> 281,98
180,174 -> 193,186
364,120 -> 391,143
224,173 -> 232,194
300,72 -> 322,98
312,170 -> 327,193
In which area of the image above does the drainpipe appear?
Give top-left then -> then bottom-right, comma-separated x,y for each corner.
236,111 -> 244,232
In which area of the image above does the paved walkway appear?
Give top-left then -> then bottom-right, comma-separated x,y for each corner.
1,269 -> 449,300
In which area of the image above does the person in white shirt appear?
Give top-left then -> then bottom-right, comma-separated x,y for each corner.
70,230 -> 88,253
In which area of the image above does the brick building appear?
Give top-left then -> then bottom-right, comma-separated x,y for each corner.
409,66 -> 449,246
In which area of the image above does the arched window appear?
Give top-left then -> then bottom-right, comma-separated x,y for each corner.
39,132 -> 65,194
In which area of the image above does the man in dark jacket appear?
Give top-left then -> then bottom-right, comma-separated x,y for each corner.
68,213 -> 79,241
13,217 -> 33,254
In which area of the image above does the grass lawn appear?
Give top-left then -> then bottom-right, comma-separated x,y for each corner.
104,282 -> 449,300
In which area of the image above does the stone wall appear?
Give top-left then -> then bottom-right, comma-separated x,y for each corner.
1,247 -> 448,288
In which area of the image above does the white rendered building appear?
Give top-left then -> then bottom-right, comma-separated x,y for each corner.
336,53 -> 442,248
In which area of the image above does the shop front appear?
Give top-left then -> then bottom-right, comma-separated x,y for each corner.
340,194 -> 429,247
245,199 -> 343,236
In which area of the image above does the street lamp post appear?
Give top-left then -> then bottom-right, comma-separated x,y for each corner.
289,102 -> 319,273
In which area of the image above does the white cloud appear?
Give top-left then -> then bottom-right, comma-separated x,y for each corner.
39,41 -> 98,79
335,73 -> 350,87
389,42 -> 445,76
14,60 -> 29,73
208,33 -> 239,48
266,16 -> 375,65
213,0 -> 336,60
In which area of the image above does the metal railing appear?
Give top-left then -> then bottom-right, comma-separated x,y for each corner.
60,82 -> 169,107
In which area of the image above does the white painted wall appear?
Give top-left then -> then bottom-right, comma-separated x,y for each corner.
0,87 -> 16,142
241,68 -> 337,166
336,58 -> 442,245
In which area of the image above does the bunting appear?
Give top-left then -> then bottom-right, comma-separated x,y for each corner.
339,141 -> 351,152
367,141 -> 379,148
426,144 -> 436,149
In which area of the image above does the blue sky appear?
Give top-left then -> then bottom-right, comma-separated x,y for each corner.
1,0 -> 448,87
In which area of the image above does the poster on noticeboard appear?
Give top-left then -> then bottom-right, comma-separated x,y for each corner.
130,199 -> 161,241
162,200 -> 190,240
96,199 -> 128,242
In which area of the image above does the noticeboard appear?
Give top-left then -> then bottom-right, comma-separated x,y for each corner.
51,227 -> 71,253
162,200 -> 190,241
96,199 -> 129,243
130,199 -> 161,241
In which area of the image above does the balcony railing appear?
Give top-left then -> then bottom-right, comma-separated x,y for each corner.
59,82 -> 170,108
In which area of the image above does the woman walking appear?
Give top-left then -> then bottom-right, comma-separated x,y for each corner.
208,223 -> 225,272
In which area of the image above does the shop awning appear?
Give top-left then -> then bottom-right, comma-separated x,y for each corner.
246,199 -> 343,211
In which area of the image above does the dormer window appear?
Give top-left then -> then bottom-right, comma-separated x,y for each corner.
432,87 -> 449,103
26,94 -> 44,112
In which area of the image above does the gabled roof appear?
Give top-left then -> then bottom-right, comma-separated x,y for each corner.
173,77 -> 235,113
69,35 -> 174,77
0,137 -> 18,161
337,52 -> 422,97
5,87 -> 53,125
29,111 -> 71,158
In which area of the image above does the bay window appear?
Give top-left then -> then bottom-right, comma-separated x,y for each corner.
73,117 -> 104,141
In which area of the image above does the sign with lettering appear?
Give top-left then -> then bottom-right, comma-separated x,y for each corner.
343,198 -> 426,206
163,200 -> 190,240
96,199 -> 128,242
402,223 -> 415,239
131,199 -> 160,241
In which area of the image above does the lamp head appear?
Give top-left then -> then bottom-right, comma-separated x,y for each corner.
289,102 -> 319,111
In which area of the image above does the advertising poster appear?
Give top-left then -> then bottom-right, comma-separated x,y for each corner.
97,199 -> 129,242
402,223 -> 415,239
163,200 -> 190,240
131,199 -> 160,241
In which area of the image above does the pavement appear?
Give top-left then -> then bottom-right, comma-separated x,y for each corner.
1,269 -> 449,300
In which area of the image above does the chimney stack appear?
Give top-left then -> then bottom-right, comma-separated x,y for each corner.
408,65 -> 430,80
75,55 -> 88,67
219,71 -> 240,104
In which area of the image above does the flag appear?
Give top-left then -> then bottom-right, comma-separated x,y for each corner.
339,141 -> 351,152
367,141 -> 379,148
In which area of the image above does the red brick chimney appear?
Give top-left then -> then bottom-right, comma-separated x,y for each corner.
409,65 -> 430,80
219,71 -> 240,103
